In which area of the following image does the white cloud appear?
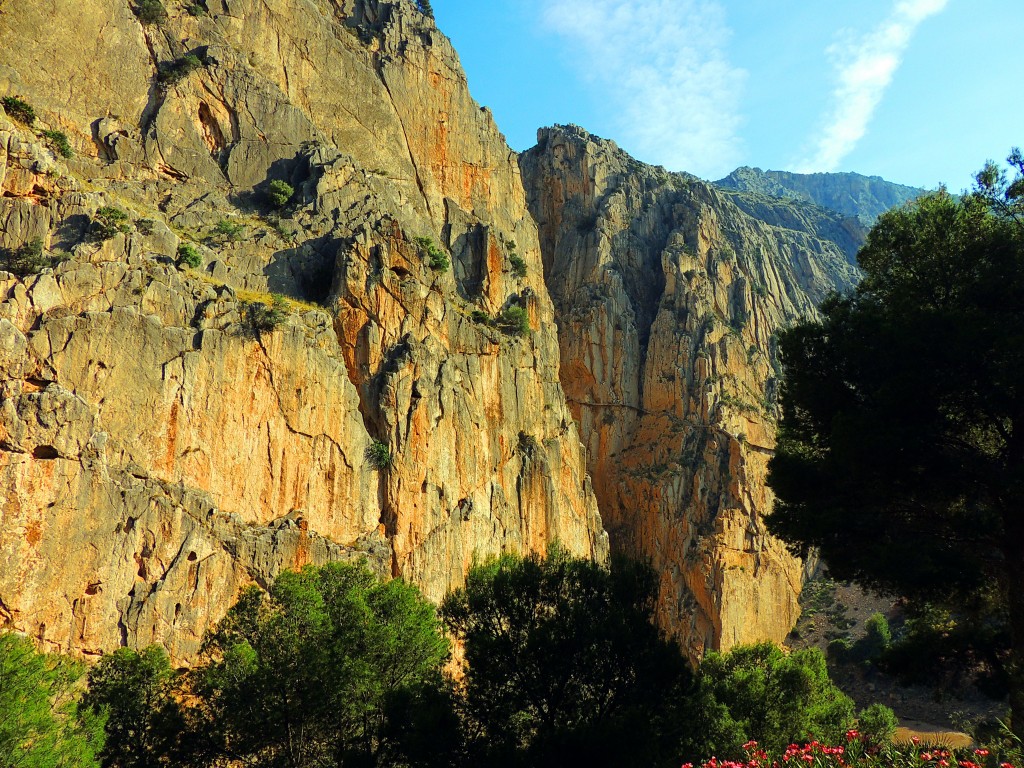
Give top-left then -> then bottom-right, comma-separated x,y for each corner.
797,0 -> 949,172
540,0 -> 745,178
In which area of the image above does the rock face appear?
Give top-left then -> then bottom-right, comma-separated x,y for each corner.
521,126 -> 861,660
715,166 -> 924,227
0,1 -> 605,663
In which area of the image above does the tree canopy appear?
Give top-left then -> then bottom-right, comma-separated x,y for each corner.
440,548 -> 704,768
0,632 -> 104,768
83,561 -> 449,768
767,149 -> 1024,735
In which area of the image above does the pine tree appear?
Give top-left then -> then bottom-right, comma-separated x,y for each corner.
417,0 -> 434,19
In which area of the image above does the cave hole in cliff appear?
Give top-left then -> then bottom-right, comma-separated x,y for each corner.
174,603 -> 182,622
32,445 -> 58,459
198,102 -> 227,158
84,583 -> 100,596
187,551 -> 197,561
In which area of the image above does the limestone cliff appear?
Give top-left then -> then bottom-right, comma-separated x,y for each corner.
521,126 -> 860,659
0,1 -> 605,662
715,166 -> 924,227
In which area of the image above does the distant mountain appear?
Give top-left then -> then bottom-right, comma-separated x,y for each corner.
715,167 -> 926,227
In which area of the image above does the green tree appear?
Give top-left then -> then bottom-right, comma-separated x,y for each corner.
0,632 -> 105,768
83,646 -> 191,768
766,150 -> 1024,737
266,180 -> 295,209
696,643 -> 855,753
441,549 -> 701,768
195,561 -> 449,767
416,0 -> 434,19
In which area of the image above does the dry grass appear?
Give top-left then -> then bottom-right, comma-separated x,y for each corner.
894,724 -> 973,749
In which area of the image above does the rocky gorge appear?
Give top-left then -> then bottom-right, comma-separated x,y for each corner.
0,0 -> 917,664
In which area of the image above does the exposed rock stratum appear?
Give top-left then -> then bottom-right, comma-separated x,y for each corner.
1,0 -> 894,664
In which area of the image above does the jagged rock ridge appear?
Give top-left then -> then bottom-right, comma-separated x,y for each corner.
0,0 -> 605,662
521,125 -> 861,659
715,166 -> 924,227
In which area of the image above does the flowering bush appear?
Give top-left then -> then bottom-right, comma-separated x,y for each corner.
684,733 -> 1019,768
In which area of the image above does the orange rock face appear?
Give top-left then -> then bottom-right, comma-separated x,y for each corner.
521,126 -> 861,659
0,0 -> 605,662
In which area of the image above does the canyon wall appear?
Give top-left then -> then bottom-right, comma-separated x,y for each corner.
521,125 -> 861,659
0,0 -> 605,662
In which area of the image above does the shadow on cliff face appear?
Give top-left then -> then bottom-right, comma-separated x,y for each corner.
264,239 -> 337,304
246,155 -> 338,304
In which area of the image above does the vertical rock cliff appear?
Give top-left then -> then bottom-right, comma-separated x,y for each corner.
0,1 -> 605,662
521,126 -> 861,659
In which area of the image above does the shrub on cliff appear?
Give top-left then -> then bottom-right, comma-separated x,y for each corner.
177,242 -> 202,269
508,253 -> 527,278
414,235 -> 450,272
42,128 -> 73,158
266,179 -> 295,209
132,0 -> 167,25
157,54 -> 204,86
0,238 -> 52,276
91,206 -> 132,241
241,293 -> 288,334
497,305 -> 529,336
1,95 -> 35,124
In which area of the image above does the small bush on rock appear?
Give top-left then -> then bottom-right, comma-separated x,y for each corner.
509,253 -> 527,278
177,243 -> 202,269
157,54 -> 203,86
241,294 -> 288,334
213,219 -> 245,241
497,305 -> 529,337
414,235 -> 449,273
41,129 -> 73,158
91,207 -> 132,241
266,180 -> 294,209
133,0 -> 167,24
1,95 -> 35,125
0,239 -> 51,277
366,439 -> 392,469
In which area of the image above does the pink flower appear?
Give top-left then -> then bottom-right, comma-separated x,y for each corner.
845,730 -> 860,741
912,737 -> 921,746
975,751 -> 990,758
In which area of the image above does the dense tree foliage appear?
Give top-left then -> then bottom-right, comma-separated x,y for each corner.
696,643 -> 855,752
440,549 -> 707,768
0,632 -> 104,768
83,561 -> 448,768
196,562 -> 449,766
767,150 -> 1024,736
83,646 -> 194,768
5,555 -> 898,768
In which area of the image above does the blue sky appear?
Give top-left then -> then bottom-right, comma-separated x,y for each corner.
433,0 -> 1022,190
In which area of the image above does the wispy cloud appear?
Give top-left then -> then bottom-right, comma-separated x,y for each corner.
798,0 -> 949,172
540,0 -> 745,178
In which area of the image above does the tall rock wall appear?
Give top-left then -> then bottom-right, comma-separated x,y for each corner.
715,166 -> 924,227
521,126 -> 861,659
0,1 -> 605,662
